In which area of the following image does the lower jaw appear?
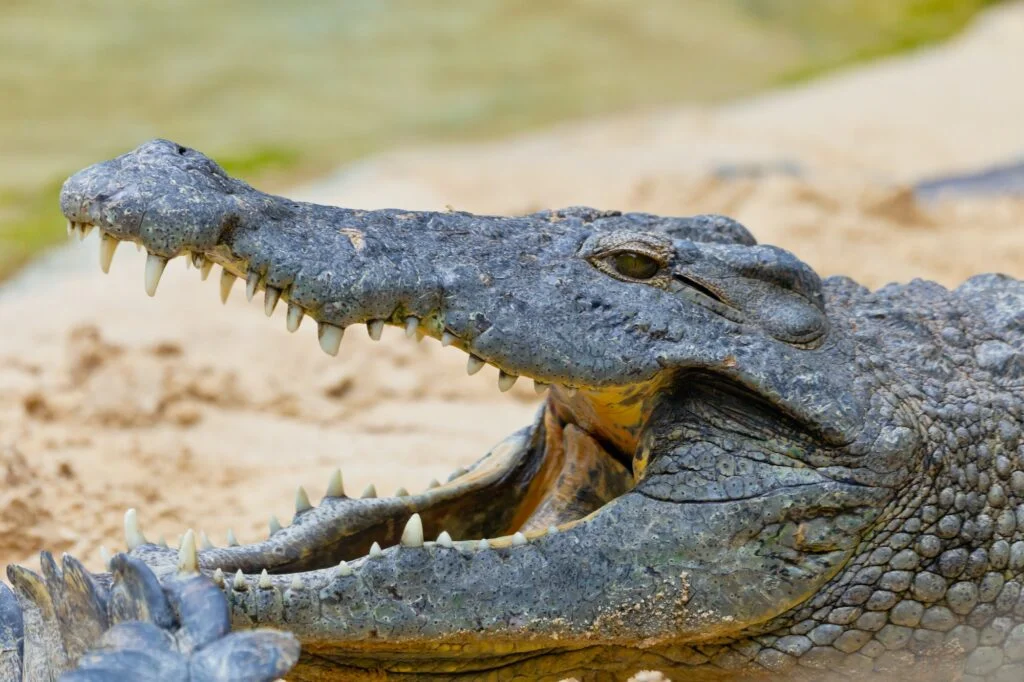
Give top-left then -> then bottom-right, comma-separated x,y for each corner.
129,402 -> 635,577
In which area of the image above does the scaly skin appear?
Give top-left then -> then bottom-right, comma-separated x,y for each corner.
3,139 -> 1024,681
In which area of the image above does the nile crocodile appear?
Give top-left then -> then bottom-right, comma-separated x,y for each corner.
3,139 -> 1024,681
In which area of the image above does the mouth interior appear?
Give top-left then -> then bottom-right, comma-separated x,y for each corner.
67,217 -> 639,576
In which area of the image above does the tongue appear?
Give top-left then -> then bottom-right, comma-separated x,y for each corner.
516,407 -> 632,532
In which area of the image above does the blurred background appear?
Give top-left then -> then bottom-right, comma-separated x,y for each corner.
0,0 -> 999,280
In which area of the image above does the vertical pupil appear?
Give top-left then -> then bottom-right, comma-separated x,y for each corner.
615,252 -> 657,279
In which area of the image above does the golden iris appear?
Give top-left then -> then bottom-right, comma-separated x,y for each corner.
613,251 -> 659,279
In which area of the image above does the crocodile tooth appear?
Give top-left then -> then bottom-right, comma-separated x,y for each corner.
337,560 -> 353,577
318,323 -> 344,356
190,252 -> 204,269
436,531 -> 453,548
157,535 -> 168,549
367,319 -> 384,341
99,233 -> 119,274
401,513 -> 424,547
79,223 -> 94,241
325,469 -> 345,497
259,569 -> 272,589
466,355 -> 485,375
497,371 -> 518,392
219,269 -> 236,303
268,515 -> 283,536
66,220 -> 74,237
427,478 -> 441,490
440,331 -> 456,347
226,528 -> 239,546
394,486 -> 409,497
245,271 -> 260,302
564,386 -> 578,397
290,575 -> 304,590
233,569 -> 246,591
99,546 -> 112,571
212,568 -> 225,587
144,253 -> 168,297
533,380 -> 549,394
447,466 -> 467,482
123,508 -> 147,550
368,541 -> 383,558
135,242 -> 142,252
199,258 -> 214,281
264,286 -> 281,316
177,529 -> 198,574
361,483 -> 377,499
477,538 -> 490,550
511,532 -> 527,546
404,316 -> 420,338
200,530 -> 215,550
184,251 -> 193,270
295,486 -> 313,513
286,303 -> 304,332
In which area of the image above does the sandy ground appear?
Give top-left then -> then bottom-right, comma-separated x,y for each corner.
1,0 -> 1023,651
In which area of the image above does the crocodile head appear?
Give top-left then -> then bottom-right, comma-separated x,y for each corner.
47,140 -> 926,678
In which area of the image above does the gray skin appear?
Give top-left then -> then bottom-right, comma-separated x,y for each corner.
3,138 -> 1024,681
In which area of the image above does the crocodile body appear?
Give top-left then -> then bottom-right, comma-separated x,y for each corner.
2,139 -> 1024,681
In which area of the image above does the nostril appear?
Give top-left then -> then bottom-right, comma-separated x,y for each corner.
176,145 -> 187,155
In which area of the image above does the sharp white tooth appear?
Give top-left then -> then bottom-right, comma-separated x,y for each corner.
286,303 -> 304,332
226,528 -> 239,546
318,323 -> 344,356
295,486 -> 312,513
268,515 -> 283,536
511,532 -> 527,546
290,575 -> 304,591
264,286 -> 281,316
441,331 -> 456,347
337,560 -> 353,577
79,224 -> 94,241
66,220 -> 74,237
361,484 -> 377,499
533,380 -> 550,395
466,355 -> 485,375
436,530 -> 453,548
144,253 -> 168,297
394,486 -> 409,497
177,529 -> 198,574
497,371 -> 518,392
367,319 -> 384,340
245,271 -> 261,301
368,541 -> 383,558
258,569 -> 272,589
325,469 -> 345,498
447,466 -> 467,482
200,530 -> 215,550
184,251 -> 193,270
547,525 -> 559,535
123,508 -> 147,550
135,242 -> 142,252
233,569 -> 246,590
219,269 -> 236,303
99,233 -> 119,274
477,538 -> 490,550
401,513 -> 424,547
200,258 -> 214,281
190,252 -> 204,270
564,386 -> 578,397
404,316 -> 420,338
157,535 -> 168,548
213,568 -> 225,587
427,478 -> 441,490
99,546 -> 112,571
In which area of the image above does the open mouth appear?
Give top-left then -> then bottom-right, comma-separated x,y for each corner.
65,217 -> 639,582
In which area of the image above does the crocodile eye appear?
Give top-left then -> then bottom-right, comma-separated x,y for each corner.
613,251 -> 659,280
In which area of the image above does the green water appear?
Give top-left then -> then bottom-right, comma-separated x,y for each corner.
0,0 -> 996,279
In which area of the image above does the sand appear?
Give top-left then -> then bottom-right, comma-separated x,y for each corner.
1,0 -> 1022,612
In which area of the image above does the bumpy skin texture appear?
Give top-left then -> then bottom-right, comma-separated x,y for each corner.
4,139 -> 1024,680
